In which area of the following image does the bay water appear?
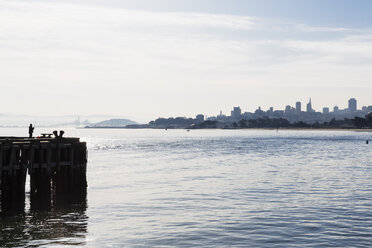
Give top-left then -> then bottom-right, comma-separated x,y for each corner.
1,128 -> 371,247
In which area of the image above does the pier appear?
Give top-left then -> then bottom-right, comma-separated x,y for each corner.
0,133 -> 87,212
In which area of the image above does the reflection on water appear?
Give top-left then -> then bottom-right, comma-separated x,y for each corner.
0,190 -> 88,247
0,192 -> 25,215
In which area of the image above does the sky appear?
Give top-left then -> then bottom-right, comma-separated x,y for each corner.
1,0 -> 372,122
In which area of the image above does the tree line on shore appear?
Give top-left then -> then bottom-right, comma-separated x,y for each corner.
191,115 -> 372,129
131,114 -> 372,129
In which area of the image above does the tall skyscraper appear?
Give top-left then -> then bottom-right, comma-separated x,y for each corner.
348,98 -> 357,113
296,101 -> 301,115
306,98 -> 314,113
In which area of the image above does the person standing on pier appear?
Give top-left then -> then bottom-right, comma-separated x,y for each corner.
28,123 -> 34,138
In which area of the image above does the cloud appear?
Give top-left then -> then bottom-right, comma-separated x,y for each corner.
0,0 -> 372,118
294,23 -> 356,33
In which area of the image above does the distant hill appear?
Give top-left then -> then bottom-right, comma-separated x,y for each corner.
0,114 -> 131,127
91,118 -> 137,127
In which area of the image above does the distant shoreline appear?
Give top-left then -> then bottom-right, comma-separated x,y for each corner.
83,126 -> 372,132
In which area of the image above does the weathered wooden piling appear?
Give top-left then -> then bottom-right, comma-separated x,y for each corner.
0,135 -> 87,212
0,140 -> 27,212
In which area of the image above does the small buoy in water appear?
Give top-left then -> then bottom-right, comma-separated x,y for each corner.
367,140 -> 369,144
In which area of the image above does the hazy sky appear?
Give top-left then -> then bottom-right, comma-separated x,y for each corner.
1,0 -> 372,122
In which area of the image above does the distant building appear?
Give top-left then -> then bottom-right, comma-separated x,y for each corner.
273,110 -> 284,116
195,114 -> 205,123
285,105 -> 291,114
231,107 -> 242,120
296,101 -> 301,115
255,107 -> 264,116
333,106 -> 339,114
323,107 -> 329,114
306,98 -> 314,113
348,98 -> 357,113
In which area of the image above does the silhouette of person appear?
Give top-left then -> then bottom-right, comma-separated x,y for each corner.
28,124 -> 34,138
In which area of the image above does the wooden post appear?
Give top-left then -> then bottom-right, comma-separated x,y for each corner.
0,144 -> 3,188
9,145 -> 15,177
47,144 -> 52,174
29,142 -> 34,174
29,141 -> 36,196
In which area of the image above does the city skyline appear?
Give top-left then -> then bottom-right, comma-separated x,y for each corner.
0,96 -> 370,124
203,97 -> 371,123
137,96 -> 372,129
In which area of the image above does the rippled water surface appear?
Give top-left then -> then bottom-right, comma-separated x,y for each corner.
1,128 -> 372,247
